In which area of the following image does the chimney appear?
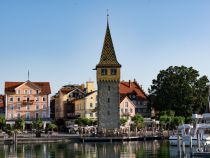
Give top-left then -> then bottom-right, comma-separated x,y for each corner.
129,80 -> 131,88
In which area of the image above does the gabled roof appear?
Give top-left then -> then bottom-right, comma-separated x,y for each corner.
120,80 -> 148,100
96,21 -> 121,68
5,81 -> 51,94
120,96 -> 136,108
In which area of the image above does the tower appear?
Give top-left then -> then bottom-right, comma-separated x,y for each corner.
95,16 -> 121,131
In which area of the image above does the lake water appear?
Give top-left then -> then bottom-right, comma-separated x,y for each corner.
0,140 -> 196,158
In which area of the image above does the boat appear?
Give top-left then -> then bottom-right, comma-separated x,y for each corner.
169,113 -> 210,146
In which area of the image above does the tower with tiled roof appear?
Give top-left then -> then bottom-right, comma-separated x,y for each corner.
95,15 -> 121,131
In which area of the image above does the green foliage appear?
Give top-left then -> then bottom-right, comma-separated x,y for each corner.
132,114 -> 144,129
33,118 -> 43,130
159,110 -> 184,129
120,118 -> 128,126
47,123 -> 57,131
15,118 -> 25,130
149,66 -> 209,117
172,116 -> 185,127
0,116 -> 6,130
75,118 -> 94,126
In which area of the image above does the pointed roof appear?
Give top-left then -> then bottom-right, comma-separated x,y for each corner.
96,19 -> 121,68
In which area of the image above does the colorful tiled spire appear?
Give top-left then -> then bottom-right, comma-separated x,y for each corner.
96,15 -> 121,68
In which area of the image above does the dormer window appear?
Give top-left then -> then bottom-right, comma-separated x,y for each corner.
24,90 -> 28,94
17,90 -> 21,94
111,68 -> 117,75
101,68 -> 107,75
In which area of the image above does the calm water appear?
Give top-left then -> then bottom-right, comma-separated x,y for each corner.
0,140 -> 194,158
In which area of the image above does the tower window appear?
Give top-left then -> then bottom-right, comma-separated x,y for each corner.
111,68 -> 117,75
107,111 -> 110,115
108,86 -> 110,91
107,98 -> 110,103
101,68 -> 107,75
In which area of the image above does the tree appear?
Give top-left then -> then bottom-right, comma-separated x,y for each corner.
75,118 -> 94,126
33,118 -> 43,137
47,123 -> 57,131
120,118 -> 128,126
149,66 -> 209,117
0,116 -> 6,130
132,114 -> 144,129
15,118 -> 25,131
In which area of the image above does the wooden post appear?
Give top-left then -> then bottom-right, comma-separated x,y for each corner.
190,136 -> 192,155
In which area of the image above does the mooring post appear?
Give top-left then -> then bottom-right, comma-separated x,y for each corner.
190,136 -> 192,154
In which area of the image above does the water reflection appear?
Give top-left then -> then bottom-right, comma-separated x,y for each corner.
0,140 -> 181,158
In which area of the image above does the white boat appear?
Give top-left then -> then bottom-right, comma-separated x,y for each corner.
169,113 -> 210,146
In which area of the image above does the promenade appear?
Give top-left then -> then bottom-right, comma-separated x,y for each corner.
0,130 -> 172,144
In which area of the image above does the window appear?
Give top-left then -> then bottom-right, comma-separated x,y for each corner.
90,103 -> 93,108
11,113 -> 13,119
125,102 -> 128,107
43,97 -> 46,102
36,90 -> 39,94
26,104 -> 30,110
29,89 -> 32,94
108,86 -> 110,91
107,111 -> 110,115
107,98 -> 110,103
17,113 -> 20,118
35,97 -> 39,102
130,108 -> 133,113
24,90 -> 28,94
43,104 -> 46,110
36,104 -> 39,110
101,68 -> 107,75
125,109 -> 128,113
42,112 -> 46,118
9,97 -> 13,102
17,97 -> 21,102
26,112 -> 30,120
35,112 -> 39,119
121,108 -> 123,113
17,90 -> 21,94
111,68 -> 117,75
10,105 -> 14,110
17,104 -> 21,110
90,113 -> 93,117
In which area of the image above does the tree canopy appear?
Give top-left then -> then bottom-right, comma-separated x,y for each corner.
149,66 -> 209,117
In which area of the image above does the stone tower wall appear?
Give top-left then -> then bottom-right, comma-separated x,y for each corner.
97,81 -> 120,131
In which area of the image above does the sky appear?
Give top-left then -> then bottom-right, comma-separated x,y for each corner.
0,0 -> 210,95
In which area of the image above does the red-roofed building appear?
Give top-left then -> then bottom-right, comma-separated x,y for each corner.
5,80 -> 51,128
0,95 -> 5,116
54,83 -> 86,120
120,79 -> 150,117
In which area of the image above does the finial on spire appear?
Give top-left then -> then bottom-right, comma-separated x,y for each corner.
106,9 -> 109,24
28,70 -> 30,81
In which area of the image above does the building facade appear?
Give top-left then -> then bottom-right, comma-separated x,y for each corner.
120,96 -> 135,126
120,80 -> 150,118
54,84 -> 85,120
95,18 -> 121,131
0,95 -> 5,116
74,90 -> 97,120
5,80 -> 51,126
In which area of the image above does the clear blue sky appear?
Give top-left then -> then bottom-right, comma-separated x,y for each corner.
0,0 -> 210,95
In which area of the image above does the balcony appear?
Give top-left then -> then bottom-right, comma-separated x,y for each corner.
122,112 -> 131,116
22,100 -> 34,105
